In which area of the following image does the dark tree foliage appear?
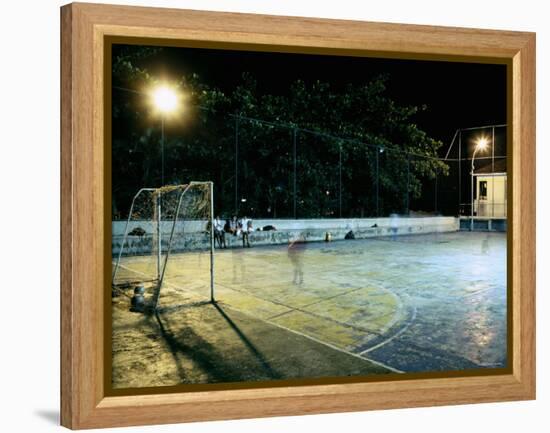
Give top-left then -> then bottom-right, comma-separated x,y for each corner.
112,48 -> 448,219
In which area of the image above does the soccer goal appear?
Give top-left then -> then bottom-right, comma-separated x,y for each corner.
112,181 -> 215,311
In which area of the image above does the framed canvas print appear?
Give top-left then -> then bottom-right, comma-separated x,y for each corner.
60,2 -> 536,429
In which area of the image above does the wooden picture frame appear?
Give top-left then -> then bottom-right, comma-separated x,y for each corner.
61,2 -> 536,429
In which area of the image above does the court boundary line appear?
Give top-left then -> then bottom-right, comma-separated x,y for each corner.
359,298 -> 418,355
266,286 -> 380,321
219,302 -> 404,374
116,259 -> 413,367
211,280 -> 400,336
164,270 -> 494,371
113,263 -> 403,373
113,236 -> 505,373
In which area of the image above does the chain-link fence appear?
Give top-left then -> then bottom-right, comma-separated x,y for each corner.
112,88 -> 507,221
445,125 -> 508,219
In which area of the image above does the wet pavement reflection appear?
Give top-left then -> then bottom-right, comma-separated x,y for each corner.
158,231 -> 507,373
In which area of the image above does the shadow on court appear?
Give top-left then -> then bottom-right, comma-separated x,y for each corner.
154,303 -> 282,383
111,297 -> 389,389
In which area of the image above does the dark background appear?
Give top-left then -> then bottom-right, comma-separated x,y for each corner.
131,45 -> 507,148
112,44 -> 507,219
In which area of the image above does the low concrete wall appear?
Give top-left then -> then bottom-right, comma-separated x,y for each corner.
459,217 -> 507,232
112,217 -> 459,255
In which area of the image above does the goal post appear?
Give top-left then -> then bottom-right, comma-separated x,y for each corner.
112,181 -> 215,311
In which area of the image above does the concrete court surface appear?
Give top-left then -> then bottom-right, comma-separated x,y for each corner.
112,231 -> 507,388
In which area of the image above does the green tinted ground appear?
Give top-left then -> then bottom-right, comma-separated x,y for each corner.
113,231 -> 507,388
112,296 -> 389,389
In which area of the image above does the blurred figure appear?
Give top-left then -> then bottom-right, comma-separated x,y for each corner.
213,215 -> 226,248
223,218 -> 231,234
481,235 -> 490,254
228,215 -> 238,236
231,246 -> 246,284
288,234 -> 306,285
240,216 -> 252,247
390,213 -> 399,241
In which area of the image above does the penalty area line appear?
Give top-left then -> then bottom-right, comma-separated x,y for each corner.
359,301 -> 417,355
113,262 -> 404,373
221,303 -> 404,374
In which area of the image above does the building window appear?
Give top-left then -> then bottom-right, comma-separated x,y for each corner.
479,180 -> 488,200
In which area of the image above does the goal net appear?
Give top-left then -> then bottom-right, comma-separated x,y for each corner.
112,182 -> 214,311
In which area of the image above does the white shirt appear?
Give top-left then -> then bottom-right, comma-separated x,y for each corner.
241,218 -> 253,233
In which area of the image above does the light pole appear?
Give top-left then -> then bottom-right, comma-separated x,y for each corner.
470,136 -> 489,231
151,85 -> 180,280
152,85 -> 179,185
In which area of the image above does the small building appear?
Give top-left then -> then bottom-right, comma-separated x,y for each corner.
473,158 -> 507,218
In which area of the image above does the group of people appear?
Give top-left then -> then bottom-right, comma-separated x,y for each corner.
213,215 -> 253,249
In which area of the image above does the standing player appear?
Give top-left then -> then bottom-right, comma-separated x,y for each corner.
213,215 -> 226,248
240,216 -> 253,248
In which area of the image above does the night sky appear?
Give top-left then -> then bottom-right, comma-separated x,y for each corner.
115,43 -> 508,153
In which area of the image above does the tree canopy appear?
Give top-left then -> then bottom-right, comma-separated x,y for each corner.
112,47 -> 448,219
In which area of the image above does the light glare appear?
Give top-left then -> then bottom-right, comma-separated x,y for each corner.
476,137 -> 489,151
152,86 -> 179,113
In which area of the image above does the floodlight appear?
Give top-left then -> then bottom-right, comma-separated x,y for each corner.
475,137 -> 489,151
152,86 -> 179,113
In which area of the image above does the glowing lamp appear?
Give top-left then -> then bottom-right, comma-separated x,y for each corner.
152,86 -> 179,113
475,137 -> 489,151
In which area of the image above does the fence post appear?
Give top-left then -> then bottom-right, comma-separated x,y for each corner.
210,182 -> 215,303
491,126 -> 495,217
157,193 -> 161,282
376,147 -> 380,217
161,116 -> 165,187
339,141 -> 342,218
234,115 -> 239,215
434,170 -> 438,214
458,130 -> 462,216
293,128 -> 297,219
406,154 -> 410,215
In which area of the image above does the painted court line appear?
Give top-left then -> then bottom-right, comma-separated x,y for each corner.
265,286 -> 368,320
215,281 -> 393,336
359,301 -> 418,355
117,253 -> 496,372
221,302 -> 404,374
119,265 -> 416,373
120,266 -> 404,373
116,261 -> 406,362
